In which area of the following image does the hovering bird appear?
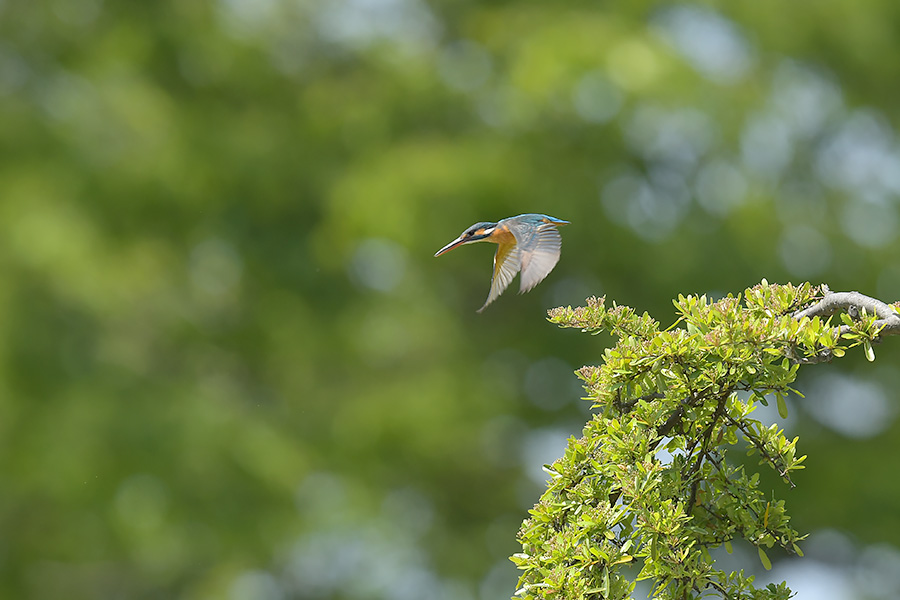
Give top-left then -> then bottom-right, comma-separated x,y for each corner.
434,213 -> 569,312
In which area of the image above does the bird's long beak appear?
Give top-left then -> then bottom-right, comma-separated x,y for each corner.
434,236 -> 468,257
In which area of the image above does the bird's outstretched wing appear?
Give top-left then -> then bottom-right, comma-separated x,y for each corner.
478,241 -> 520,313
509,222 -> 563,293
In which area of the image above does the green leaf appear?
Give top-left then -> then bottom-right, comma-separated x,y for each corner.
864,339 -> 875,362
776,394 -> 789,419
724,540 -> 733,554
758,547 -> 772,570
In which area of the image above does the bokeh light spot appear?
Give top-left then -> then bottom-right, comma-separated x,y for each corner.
770,60 -> 843,139
840,196 -> 898,248
741,112 -> 793,179
607,39 -> 661,91
778,225 -> 831,278
114,473 -> 169,533
190,238 -> 243,298
801,372 -> 896,438
230,571 -> 284,600
654,6 -> 753,84
313,0 -> 440,52
601,167 -> 692,241
348,238 -> 408,293
626,105 -> 715,170
695,159 -> 748,217
438,40 -> 492,93
572,71 -> 623,124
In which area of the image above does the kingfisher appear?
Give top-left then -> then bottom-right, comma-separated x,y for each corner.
434,214 -> 569,312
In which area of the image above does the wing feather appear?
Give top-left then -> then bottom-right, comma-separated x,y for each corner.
477,241 -> 520,312
515,225 -> 563,293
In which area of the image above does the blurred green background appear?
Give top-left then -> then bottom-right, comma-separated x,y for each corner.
3,0 -> 900,598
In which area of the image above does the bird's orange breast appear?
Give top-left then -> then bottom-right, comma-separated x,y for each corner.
489,224 -> 516,245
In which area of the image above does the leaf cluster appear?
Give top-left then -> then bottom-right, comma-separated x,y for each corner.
512,281 -> 887,599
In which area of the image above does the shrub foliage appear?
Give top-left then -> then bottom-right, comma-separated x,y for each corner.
512,281 -> 899,599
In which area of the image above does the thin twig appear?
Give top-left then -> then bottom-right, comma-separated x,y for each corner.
723,414 -> 794,487
686,391 -> 730,515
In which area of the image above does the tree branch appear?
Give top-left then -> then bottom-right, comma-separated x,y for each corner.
793,289 -> 900,335
789,288 -> 900,364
